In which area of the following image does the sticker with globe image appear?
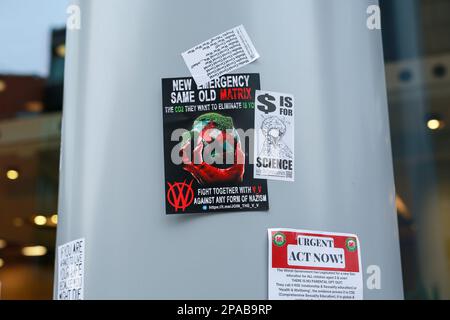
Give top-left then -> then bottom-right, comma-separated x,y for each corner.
162,74 -> 269,214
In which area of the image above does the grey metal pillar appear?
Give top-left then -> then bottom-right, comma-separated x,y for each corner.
55,0 -> 403,299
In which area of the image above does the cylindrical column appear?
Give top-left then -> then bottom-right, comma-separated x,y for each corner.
55,0 -> 403,299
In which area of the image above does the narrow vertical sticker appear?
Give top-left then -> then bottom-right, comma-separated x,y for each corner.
57,238 -> 85,300
255,91 -> 295,182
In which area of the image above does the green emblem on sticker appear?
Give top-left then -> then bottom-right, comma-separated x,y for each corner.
273,232 -> 286,247
346,238 -> 357,252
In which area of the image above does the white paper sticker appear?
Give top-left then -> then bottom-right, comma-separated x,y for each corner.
268,229 -> 363,300
254,91 -> 295,181
182,25 -> 260,86
57,238 -> 85,300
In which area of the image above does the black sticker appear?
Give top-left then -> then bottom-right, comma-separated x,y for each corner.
162,74 -> 269,214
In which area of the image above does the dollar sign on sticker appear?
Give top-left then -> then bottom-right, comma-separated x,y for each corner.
257,93 -> 277,114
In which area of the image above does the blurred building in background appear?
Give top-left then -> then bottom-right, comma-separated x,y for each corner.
0,0 -> 449,299
0,25 -> 64,299
382,0 -> 450,299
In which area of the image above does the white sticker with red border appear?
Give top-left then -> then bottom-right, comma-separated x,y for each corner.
268,229 -> 363,300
